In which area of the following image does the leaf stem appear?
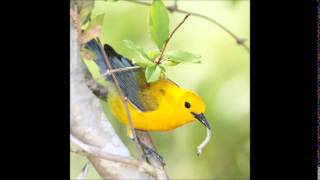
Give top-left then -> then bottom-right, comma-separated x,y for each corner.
156,14 -> 190,64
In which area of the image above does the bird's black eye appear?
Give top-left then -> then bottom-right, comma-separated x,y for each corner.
184,101 -> 191,108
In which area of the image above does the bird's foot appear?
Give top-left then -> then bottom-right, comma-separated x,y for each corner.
139,142 -> 165,166
127,128 -> 165,166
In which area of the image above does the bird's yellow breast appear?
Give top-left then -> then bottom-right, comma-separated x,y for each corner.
107,79 -> 195,131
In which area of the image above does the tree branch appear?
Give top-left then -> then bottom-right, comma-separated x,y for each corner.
70,5 -> 155,179
71,1 -> 168,178
124,0 -> 250,53
71,134 -> 157,177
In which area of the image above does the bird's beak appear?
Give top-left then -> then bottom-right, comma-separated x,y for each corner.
192,112 -> 211,130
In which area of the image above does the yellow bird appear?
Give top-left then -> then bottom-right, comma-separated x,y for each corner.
85,39 -> 211,137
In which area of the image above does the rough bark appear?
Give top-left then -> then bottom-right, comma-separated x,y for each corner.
70,1 -> 168,179
70,18 -> 154,179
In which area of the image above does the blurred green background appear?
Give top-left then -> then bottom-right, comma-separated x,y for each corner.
71,0 -> 250,179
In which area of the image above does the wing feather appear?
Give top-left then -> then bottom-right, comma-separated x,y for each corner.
85,39 -> 158,111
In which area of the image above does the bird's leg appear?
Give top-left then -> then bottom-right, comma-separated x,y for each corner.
139,141 -> 166,166
127,127 -> 148,161
127,128 -> 165,165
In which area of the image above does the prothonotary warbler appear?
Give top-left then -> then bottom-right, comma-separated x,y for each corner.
85,39 -> 211,138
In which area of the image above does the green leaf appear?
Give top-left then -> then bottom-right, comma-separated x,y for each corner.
131,57 -> 154,68
147,50 -> 160,60
81,26 -> 102,44
81,56 -> 108,87
81,48 -> 97,60
166,50 -> 201,63
159,65 -> 166,72
145,64 -> 162,83
162,60 -> 180,66
76,0 -> 94,24
81,14 -> 104,43
123,40 -> 150,61
149,0 -> 169,49
85,13 -> 105,32
79,9 -> 92,25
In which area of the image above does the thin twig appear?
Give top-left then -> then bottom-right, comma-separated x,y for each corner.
70,134 -> 157,177
84,66 -> 141,90
123,97 -> 135,133
156,14 -> 190,64
176,9 -> 250,53
124,0 -> 250,53
100,66 -> 140,78
88,66 -> 141,83
173,0 -> 178,9
96,40 -> 168,180
96,41 -> 145,157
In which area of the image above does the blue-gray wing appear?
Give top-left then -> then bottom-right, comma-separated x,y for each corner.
84,39 -> 156,111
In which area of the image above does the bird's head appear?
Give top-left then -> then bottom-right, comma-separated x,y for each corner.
178,90 -> 211,129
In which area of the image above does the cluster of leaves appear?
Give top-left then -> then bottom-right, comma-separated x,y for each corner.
80,0 -> 201,84
123,0 -> 201,82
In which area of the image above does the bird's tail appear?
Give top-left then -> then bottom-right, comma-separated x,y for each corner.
84,39 -> 110,74
84,38 -> 135,75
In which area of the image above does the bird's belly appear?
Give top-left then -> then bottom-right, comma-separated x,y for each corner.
107,89 -> 194,131
133,112 -> 188,131
112,108 -> 185,131
107,96 -> 190,131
